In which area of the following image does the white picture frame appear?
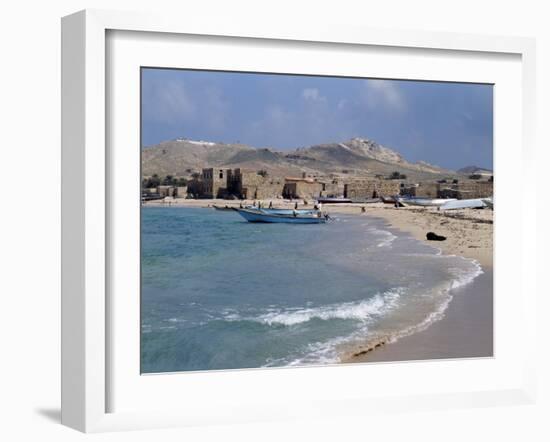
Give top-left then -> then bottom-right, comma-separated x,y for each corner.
61,9 -> 538,433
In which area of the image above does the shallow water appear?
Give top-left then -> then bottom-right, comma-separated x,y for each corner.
141,207 -> 482,373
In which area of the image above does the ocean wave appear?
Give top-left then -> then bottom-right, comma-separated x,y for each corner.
376,231 -> 397,248
449,258 -> 484,290
254,288 -> 404,326
364,226 -> 397,248
341,256 -> 485,359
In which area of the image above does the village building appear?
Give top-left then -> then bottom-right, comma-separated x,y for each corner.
229,168 -> 285,200
186,167 -> 285,199
438,180 -> 493,199
282,177 -> 323,199
343,179 -> 401,199
401,179 -> 493,199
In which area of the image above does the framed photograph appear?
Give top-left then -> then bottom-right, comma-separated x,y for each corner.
61,9 -> 537,433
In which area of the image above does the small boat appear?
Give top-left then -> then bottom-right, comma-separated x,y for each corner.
398,197 -> 457,207
212,205 -> 236,211
235,208 -> 327,224
350,197 -> 381,204
141,193 -> 164,201
316,197 -> 352,204
258,208 -> 319,216
439,198 -> 488,211
381,196 -> 398,204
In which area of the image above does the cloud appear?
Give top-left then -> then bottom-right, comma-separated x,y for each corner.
301,88 -> 326,102
362,80 -> 406,112
144,79 -> 196,124
203,86 -> 229,131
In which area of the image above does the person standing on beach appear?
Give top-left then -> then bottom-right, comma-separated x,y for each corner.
294,202 -> 298,210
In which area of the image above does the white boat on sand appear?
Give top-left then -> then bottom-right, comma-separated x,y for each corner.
398,197 -> 456,207
439,198 -> 487,211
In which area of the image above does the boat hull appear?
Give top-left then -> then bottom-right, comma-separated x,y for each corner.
258,208 -> 319,216
439,199 -> 487,210
316,198 -> 352,204
235,208 -> 326,224
399,198 -> 456,207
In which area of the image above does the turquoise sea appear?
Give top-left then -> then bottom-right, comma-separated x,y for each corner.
141,207 -> 482,373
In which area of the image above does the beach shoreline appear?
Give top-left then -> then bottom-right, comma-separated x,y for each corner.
143,198 -> 493,364
143,198 -> 492,266
339,205 -> 493,363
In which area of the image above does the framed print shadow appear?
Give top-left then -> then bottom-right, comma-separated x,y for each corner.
61,9 -> 537,433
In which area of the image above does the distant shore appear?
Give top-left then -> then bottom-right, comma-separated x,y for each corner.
143,197 -> 493,364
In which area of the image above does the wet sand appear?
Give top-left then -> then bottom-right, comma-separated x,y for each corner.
342,269 -> 493,363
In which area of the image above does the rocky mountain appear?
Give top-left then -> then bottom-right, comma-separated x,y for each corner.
142,137 -> 457,180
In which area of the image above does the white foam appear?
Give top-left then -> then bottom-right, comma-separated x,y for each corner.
376,230 -> 397,248
364,226 -> 397,249
255,288 -> 403,326
352,257 -> 484,350
282,257 -> 485,366
449,258 -> 484,290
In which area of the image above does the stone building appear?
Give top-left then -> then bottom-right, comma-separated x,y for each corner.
156,185 -> 177,197
175,186 -> 188,198
398,179 -> 493,199
282,178 -> 323,199
201,168 -> 232,198
186,177 -> 206,198
230,169 -> 285,200
186,167 -> 285,199
343,179 -> 401,199
318,178 -> 343,198
413,182 -> 441,198
438,180 -> 493,199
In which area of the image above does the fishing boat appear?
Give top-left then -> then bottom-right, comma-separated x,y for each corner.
398,197 -> 457,207
439,198 -> 487,211
349,197 -> 381,204
316,197 -> 352,204
381,196 -> 398,204
258,208 -> 319,216
235,208 -> 327,224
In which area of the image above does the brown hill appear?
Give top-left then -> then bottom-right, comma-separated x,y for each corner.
142,137 -> 458,181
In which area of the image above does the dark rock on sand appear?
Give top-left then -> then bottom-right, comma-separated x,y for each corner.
426,231 -> 446,241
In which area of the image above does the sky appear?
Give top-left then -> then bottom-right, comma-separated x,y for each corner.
141,68 -> 493,170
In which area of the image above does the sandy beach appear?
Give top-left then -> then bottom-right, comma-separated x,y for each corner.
143,198 -> 493,363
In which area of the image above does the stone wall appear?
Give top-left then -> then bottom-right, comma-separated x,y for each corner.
175,186 -> 187,198
343,179 -> 400,199
318,180 -> 343,197
186,178 -> 206,198
439,180 -> 493,199
156,185 -> 176,197
414,182 -> 440,198
283,181 -> 323,199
